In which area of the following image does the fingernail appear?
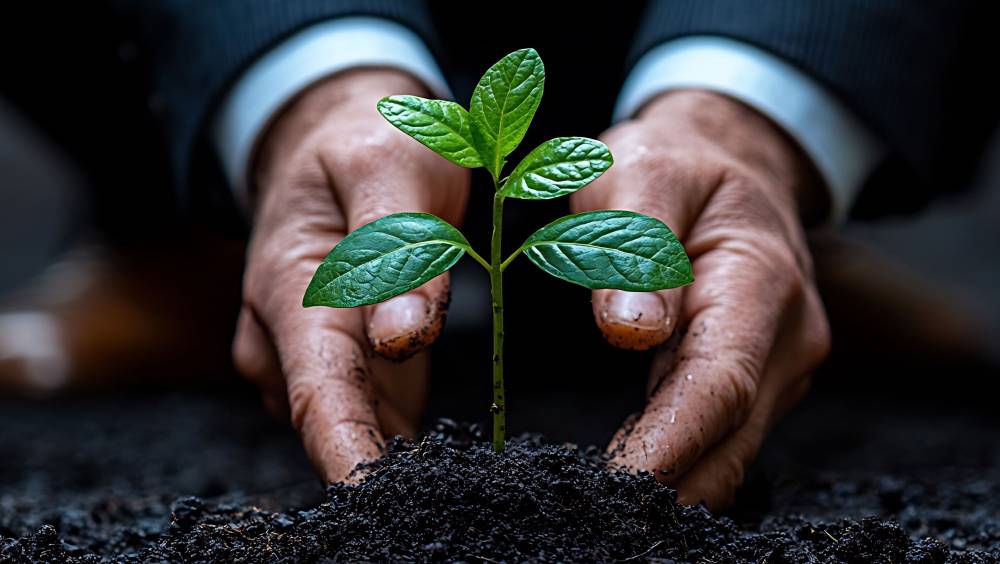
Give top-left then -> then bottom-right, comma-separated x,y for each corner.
603,291 -> 668,331
368,294 -> 428,341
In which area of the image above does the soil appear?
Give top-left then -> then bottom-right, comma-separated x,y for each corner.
1,387 -> 999,563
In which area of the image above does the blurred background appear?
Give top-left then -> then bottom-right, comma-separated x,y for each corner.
1,3 -> 997,416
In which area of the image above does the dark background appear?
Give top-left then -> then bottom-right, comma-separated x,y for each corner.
0,1 -> 998,444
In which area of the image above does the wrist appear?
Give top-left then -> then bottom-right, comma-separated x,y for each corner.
639,90 -> 827,224
253,68 -> 431,201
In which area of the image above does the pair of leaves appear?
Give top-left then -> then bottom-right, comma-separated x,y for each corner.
377,48 -> 612,201
377,48 -> 544,179
380,94 -> 611,201
303,211 -> 692,307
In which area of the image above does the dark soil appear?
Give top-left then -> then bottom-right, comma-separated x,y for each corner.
1,390 -> 999,563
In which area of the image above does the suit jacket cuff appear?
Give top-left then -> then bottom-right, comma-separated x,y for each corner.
212,16 -> 451,215
614,36 -> 886,224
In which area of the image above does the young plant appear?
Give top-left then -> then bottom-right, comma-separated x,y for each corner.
303,49 -> 693,453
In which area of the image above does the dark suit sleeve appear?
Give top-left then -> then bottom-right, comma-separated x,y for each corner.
629,0 -> 996,216
115,0 -> 438,208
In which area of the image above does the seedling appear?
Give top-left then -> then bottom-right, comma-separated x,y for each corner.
304,49 -> 693,452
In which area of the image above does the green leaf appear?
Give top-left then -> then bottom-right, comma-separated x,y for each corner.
377,96 -> 484,168
500,137 -> 613,200
519,211 -> 693,291
469,48 -> 545,177
304,213 -> 470,308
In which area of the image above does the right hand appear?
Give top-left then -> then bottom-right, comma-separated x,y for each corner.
232,68 -> 469,482
573,90 -> 831,510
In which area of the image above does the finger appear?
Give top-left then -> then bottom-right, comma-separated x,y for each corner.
611,239 -> 800,482
672,362 -> 815,512
365,274 -> 451,361
570,129 -> 715,232
334,153 -> 463,361
673,382 -> 773,511
670,333 -> 794,511
673,286 -> 827,510
333,129 -> 466,233
232,306 -> 288,419
278,309 -> 383,483
573,147 -> 710,351
263,253 -> 384,483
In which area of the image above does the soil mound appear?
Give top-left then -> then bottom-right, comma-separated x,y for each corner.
3,420 -> 991,563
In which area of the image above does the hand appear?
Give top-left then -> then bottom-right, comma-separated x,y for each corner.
573,90 -> 831,510
232,69 -> 469,482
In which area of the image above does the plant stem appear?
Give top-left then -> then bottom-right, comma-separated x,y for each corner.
464,246 -> 492,272
490,189 -> 506,453
499,247 -> 523,273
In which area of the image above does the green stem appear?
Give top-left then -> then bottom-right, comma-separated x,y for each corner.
464,246 -> 491,272
499,247 -> 523,272
490,189 -> 506,453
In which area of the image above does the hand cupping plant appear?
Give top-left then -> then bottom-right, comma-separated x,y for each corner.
304,49 -> 693,452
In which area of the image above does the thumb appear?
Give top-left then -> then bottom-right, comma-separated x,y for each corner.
592,288 -> 684,351
335,137 -> 466,362
571,149 -> 699,351
365,274 -> 450,361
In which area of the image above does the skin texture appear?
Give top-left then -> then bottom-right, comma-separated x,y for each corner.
232,68 -> 468,483
573,90 -> 831,511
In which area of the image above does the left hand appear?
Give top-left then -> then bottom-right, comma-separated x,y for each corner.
572,90 -> 831,511
232,69 -> 469,483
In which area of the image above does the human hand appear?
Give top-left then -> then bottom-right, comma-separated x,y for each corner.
232,69 -> 468,482
573,90 -> 831,510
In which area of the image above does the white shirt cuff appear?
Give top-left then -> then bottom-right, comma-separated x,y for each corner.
212,16 -> 451,215
614,36 -> 886,223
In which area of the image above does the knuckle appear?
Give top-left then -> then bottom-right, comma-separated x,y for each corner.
287,378 -> 318,432
335,129 -> 405,178
599,121 -> 655,158
278,328 -> 370,429
712,172 -> 815,298
715,170 -> 763,203
632,149 -> 701,187
258,142 -> 328,194
617,149 -> 707,217
747,233 -> 805,305
707,173 -> 786,234
351,199 -> 397,230
623,144 -> 669,176
285,158 -> 329,193
716,355 -> 760,425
